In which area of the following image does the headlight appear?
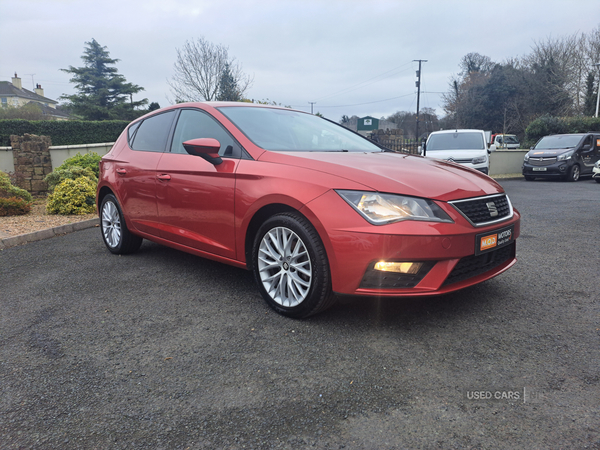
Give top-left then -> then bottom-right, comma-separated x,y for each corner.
336,190 -> 454,225
557,151 -> 574,161
472,156 -> 487,165
524,153 -> 530,162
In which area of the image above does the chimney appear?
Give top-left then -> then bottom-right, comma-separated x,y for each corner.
34,84 -> 45,97
12,73 -> 22,89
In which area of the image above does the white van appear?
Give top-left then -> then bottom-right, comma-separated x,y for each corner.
423,129 -> 490,174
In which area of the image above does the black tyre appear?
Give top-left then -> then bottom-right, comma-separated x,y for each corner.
252,212 -> 336,318
566,164 -> 580,182
596,177 -> 600,184
100,194 -> 143,254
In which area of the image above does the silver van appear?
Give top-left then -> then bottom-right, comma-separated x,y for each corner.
423,129 -> 490,174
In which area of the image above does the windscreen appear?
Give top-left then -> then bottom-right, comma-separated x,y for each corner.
534,135 -> 583,150
427,132 -> 485,151
217,106 -> 382,152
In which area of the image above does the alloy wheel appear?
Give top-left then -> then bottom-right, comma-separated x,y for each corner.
257,226 -> 312,308
102,200 -> 122,248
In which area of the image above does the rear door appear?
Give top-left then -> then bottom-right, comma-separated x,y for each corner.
117,110 -> 176,237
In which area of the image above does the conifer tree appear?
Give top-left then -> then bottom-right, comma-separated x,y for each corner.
61,39 -> 147,120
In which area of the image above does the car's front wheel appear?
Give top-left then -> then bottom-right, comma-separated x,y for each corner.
252,212 -> 335,318
100,194 -> 143,254
566,164 -> 580,182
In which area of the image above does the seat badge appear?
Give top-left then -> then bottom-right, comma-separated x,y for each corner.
486,201 -> 498,217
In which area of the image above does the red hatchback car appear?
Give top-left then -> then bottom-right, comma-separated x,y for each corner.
97,102 -> 520,318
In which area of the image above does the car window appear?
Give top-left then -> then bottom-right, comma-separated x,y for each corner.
427,132 -> 485,151
130,111 -> 176,152
127,121 -> 142,145
170,109 -> 241,157
534,135 -> 583,150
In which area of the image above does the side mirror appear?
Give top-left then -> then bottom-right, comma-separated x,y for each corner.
489,144 -> 496,152
183,138 -> 222,165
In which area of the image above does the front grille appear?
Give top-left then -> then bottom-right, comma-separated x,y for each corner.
447,158 -> 473,164
528,157 -> 557,166
442,243 -> 514,287
449,194 -> 512,226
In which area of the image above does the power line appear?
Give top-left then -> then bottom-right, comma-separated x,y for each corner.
292,92 -> 414,109
313,61 -> 414,102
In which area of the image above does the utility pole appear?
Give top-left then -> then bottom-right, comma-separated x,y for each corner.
414,60 -> 427,155
308,102 -> 316,114
595,63 -> 600,118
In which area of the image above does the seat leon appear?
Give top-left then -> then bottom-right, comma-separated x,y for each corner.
97,102 -> 520,318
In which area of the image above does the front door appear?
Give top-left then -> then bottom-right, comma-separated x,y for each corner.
155,109 -> 242,259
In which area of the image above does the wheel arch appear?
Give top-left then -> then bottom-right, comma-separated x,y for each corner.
244,203 -> 299,271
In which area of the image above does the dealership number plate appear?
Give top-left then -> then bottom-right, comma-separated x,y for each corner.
532,167 -> 547,171
475,225 -> 515,255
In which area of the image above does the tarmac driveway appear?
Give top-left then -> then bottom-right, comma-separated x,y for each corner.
1,179 -> 599,449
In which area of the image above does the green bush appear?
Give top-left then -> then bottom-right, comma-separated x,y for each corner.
54,152 -> 102,178
0,196 -> 32,216
0,119 -> 129,146
525,116 -> 600,147
45,166 -> 98,191
0,171 -> 33,202
46,177 -> 97,215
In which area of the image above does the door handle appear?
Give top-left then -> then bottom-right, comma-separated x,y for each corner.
116,168 -> 127,175
157,174 -> 171,181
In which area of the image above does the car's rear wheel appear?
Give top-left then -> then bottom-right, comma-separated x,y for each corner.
252,212 -> 335,318
566,164 -> 580,182
100,194 -> 143,254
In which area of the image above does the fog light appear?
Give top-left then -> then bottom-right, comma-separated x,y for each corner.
374,261 -> 423,274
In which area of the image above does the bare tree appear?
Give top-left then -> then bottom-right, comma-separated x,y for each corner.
168,37 -> 253,102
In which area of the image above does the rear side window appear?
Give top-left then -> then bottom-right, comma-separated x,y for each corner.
130,111 -> 176,152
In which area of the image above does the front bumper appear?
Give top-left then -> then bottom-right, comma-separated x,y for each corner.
523,162 -> 569,178
304,190 -> 521,297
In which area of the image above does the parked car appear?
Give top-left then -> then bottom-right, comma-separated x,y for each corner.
97,103 -> 520,318
522,132 -> 600,181
422,129 -> 490,174
593,160 -> 600,183
491,134 -> 520,150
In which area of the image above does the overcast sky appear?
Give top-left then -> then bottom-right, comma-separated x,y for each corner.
1,0 -> 599,122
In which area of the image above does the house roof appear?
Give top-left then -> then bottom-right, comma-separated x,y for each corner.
36,102 -> 71,119
0,81 -> 58,105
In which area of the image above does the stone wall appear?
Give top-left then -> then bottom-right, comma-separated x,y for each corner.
10,134 -> 53,195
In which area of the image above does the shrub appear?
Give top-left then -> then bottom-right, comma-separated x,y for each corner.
0,170 -> 33,202
46,177 -> 97,215
0,196 -> 32,216
45,166 -> 98,191
525,116 -> 600,147
55,152 -> 102,178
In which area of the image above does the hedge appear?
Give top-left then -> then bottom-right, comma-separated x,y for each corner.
524,116 -> 600,148
0,119 -> 129,146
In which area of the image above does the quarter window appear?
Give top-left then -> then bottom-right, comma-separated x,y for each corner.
130,111 -> 176,152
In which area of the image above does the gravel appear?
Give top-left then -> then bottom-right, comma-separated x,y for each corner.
0,198 -> 96,239
0,179 -> 599,449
